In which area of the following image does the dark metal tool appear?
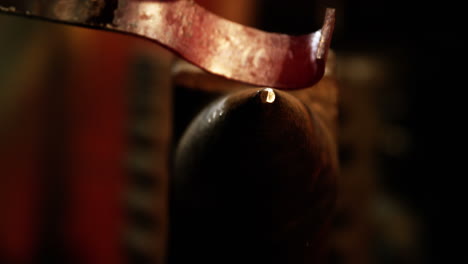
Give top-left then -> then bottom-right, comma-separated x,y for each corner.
0,0 -> 335,89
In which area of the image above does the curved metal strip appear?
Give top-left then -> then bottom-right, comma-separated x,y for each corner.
0,0 -> 335,89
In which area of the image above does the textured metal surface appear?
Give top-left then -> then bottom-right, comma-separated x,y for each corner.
0,0 -> 335,89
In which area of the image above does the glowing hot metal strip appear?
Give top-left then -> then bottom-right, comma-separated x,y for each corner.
0,0 -> 335,90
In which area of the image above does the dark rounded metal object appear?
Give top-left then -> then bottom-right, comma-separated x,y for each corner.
170,88 -> 337,263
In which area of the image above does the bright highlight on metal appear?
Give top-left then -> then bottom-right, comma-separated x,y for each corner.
260,88 -> 276,103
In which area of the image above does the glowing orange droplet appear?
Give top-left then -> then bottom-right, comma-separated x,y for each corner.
260,88 -> 276,103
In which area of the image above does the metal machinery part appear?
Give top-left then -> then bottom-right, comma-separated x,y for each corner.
0,0 -> 334,89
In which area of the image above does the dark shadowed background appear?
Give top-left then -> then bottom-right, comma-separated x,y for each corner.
0,0 -> 462,263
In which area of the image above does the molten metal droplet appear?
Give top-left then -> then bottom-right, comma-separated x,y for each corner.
260,88 -> 276,103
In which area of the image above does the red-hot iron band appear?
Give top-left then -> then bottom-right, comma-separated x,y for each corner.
0,0 -> 335,89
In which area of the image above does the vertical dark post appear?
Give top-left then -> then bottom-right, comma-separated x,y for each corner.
36,35 -> 74,264
126,51 -> 172,264
126,55 -> 159,264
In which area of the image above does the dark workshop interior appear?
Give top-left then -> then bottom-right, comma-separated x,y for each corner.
0,0 -> 461,263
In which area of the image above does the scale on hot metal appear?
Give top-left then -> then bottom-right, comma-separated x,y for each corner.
0,0 -> 334,90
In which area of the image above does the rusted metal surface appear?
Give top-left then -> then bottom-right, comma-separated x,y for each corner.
0,0 -> 335,89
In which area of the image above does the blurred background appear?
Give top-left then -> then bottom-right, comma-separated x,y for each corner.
0,0 -> 462,263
